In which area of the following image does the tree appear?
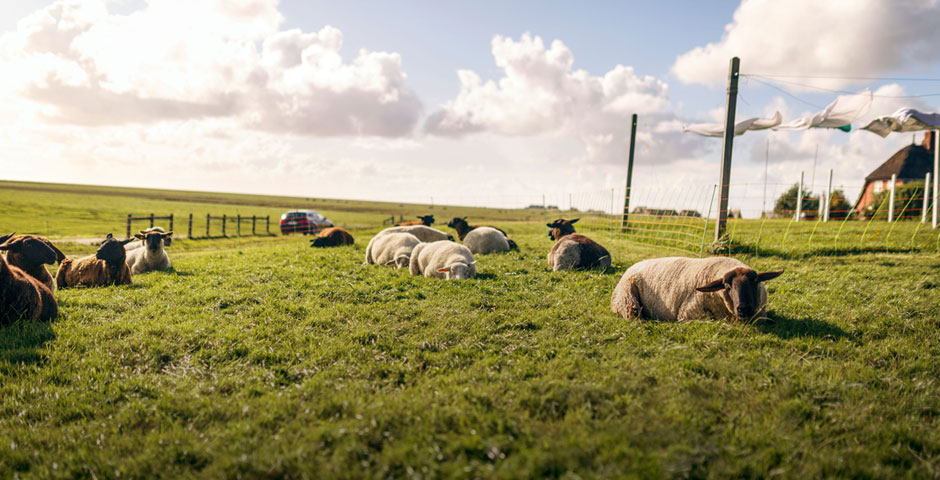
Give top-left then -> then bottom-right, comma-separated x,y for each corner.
774,184 -> 819,219
867,181 -> 926,220
826,189 -> 854,220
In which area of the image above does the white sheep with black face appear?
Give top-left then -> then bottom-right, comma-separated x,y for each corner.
408,241 -> 476,280
610,256 -> 783,323
364,232 -> 422,268
125,227 -> 173,275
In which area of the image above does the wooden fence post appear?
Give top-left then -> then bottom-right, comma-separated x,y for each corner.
222,215 -> 227,236
252,216 -> 256,235
126,214 -> 132,239
169,214 -> 174,233
188,213 -> 193,238
237,214 -> 241,236
266,216 -> 270,234
149,213 -> 155,229
206,214 -> 210,237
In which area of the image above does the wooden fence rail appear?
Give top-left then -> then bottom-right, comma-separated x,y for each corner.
127,213 -> 271,239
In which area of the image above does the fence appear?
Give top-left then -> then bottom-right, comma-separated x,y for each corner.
127,213 -> 271,239
126,213 -> 174,239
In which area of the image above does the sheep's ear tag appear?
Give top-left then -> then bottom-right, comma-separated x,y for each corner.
438,268 -> 450,273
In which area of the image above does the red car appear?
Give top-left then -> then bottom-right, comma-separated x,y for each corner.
280,210 -> 333,235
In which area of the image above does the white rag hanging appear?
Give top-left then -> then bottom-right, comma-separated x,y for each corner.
861,108 -> 940,137
682,111 -> 781,137
773,89 -> 872,131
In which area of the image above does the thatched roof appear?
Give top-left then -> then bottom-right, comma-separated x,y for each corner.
865,144 -> 933,182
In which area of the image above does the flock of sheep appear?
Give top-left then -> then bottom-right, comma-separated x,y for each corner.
0,215 -> 784,325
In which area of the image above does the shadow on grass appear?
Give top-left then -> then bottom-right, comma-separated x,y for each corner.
475,273 -> 499,280
0,320 -> 55,367
754,312 -> 856,342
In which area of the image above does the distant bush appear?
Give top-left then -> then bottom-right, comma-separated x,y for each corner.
867,181 -> 927,220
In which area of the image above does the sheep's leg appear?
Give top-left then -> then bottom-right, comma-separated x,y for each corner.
612,279 -> 643,320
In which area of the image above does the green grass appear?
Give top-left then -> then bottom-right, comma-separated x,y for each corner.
2,181 -> 940,477
2,220 -> 939,478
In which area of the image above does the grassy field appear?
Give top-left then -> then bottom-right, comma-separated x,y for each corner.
2,182 -> 940,478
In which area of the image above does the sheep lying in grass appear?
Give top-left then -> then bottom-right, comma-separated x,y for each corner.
395,215 -> 435,227
364,232 -> 421,268
409,241 -> 476,280
310,227 -> 355,247
446,217 -> 517,250
125,227 -> 173,275
0,232 -> 66,292
611,256 -> 784,322
376,225 -> 452,243
1,249 -> 57,324
56,234 -> 133,288
546,218 -> 611,271
463,226 -> 510,255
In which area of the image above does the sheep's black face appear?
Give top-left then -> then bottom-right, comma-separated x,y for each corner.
446,217 -> 467,230
418,215 -> 435,226
546,218 -> 578,240
0,236 -> 58,265
96,234 -> 131,264
696,267 -> 784,321
145,233 -> 166,251
311,237 -> 325,247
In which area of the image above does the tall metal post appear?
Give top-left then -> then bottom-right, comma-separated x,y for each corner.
714,57 -> 740,242
621,113 -> 638,231
795,172 -> 804,222
934,130 -> 939,229
888,173 -> 897,222
924,173 -> 931,223
824,169 -> 833,222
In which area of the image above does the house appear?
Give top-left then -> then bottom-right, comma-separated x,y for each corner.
855,131 -> 935,215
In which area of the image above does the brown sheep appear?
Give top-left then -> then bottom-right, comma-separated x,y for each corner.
0,232 -> 66,292
546,218 -> 611,271
1,252 -> 57,324
56,234 -> 133,288
309,227 -> 355,247
395,215 -> 435,227
445,217 -> 518,250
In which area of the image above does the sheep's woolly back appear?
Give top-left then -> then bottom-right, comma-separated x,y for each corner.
364,232 -> 421,267
409,241 -> 476,279
1,256 -> 56,323
375,225 -> 450,243
547,234 -> 611,271
463,227 -> 510,254
57,255 -> 132,288
610,256 -> 766,322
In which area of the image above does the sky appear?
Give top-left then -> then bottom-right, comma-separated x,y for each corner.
1,0 -> 939,212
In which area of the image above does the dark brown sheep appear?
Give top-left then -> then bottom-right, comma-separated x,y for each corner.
395,215 -> 435,227
546,218 -> 611,271
1,253 -> 57,324
310,227 -> 355,247
445,217 -> 517,250
56,234 -> 133,288
0,232 -> 66,292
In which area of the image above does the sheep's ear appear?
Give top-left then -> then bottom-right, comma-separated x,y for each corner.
569,218 -> 580,224
438,267 -> 450,273
546,223 -> 555,228
696,279 -> 725,292
462,216 -> 467,220
139,230 -> 148,235
106,233 -> 114,240
39,238 -> 66,262
0,232 -> 14,244
134,234 -> 146,240
120,238 -> 134,245
757,270 -> 784,282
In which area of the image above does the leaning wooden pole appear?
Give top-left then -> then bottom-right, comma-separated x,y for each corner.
621,113 -> 638,231
714,57 -> 740,243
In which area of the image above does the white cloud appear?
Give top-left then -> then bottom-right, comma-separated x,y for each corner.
0,0 -> 421,136
425,33 -> 706,166
672,0 -> 940,89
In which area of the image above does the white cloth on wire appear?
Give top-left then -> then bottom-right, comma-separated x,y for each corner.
861,108 -> 940,137
682,111 -> 781,137
773,89 -> 872,131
